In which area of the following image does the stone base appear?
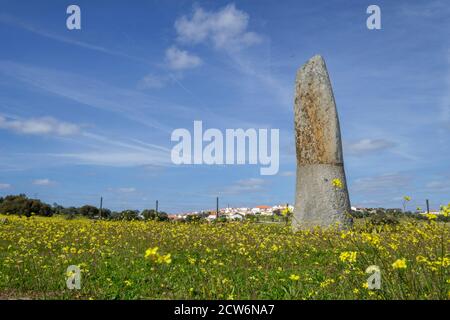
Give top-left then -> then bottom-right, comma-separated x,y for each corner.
293,164 -> 352,231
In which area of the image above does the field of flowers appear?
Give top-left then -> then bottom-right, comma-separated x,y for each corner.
0,212 -> 449,300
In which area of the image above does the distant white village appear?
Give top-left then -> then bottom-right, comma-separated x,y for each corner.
165,204 -> 445,222
167,204 -> 295,221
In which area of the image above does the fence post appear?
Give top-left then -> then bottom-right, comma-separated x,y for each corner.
99,197 -> 103,218
216,197 -> 219,218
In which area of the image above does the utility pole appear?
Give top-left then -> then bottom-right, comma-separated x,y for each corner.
156,200 -> 159,215
216,197 -> 219,218
286,203 -> 289,225
426,199 -> 430,214
99,197 -> 103,218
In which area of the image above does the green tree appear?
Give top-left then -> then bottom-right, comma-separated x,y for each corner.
142,209 -> 169,221
0,194 -> 53,217
79,205 -> 99,218
117,210 -> 140,221
142,209 -> 157,220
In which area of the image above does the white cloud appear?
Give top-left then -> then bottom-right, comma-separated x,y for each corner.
222,178 -> 266,195
138,73 -> 169,89
0,115 -> 80,136
51,150 -> 170,167
280,171 -> 295,177
174,4 -> 262,51
141,4 -> 262,89
0,183 -> 11,189
425,180 -> 450,191
0,61 -> 172,133
32,178 -> 54,186
165,46 -> 202,70
108,187 -> 137,193
143,47 -> 201,90
345,139 -> 396,155
1,129 -> 172,170
352,173 -> 411,192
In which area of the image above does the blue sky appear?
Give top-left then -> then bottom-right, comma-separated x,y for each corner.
0,0 -> 449,212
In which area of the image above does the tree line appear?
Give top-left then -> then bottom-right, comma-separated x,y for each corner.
0,194 -> 168,221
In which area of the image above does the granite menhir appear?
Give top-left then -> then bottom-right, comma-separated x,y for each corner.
293,55 -> 352,230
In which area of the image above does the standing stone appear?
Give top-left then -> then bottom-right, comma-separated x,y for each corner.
293,55 -> 352,230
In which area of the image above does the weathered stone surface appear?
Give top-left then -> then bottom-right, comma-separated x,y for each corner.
293,55 -> 352,230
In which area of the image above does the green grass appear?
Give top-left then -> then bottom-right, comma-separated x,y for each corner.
0,214 -> 448,299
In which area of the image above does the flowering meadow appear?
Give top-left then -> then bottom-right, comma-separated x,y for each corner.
0,212 -> 449,300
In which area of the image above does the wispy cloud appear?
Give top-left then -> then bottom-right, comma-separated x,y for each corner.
81,132 -> 170,154
32,178 -> 54,186
352,173 -> 412,192
425,180 -> 450,191
41,131 -> 172,168
0,60 -> 173,132
345,138 -> 396,156
0,183 -> 11,189
138,73 -> 171,89
0,115 -> 80,136
108,187 -> 137,193
0,13 -> 149,65
45,132 -> 172,168
279,171 -> 295,177
0,124 -> 172,170
229,52 -> 292,108
118,187 -> 136,193
50,150 -> 170,168
222,178 -> 266,195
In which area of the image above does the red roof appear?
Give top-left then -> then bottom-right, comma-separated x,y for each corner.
256,205 -> 271,209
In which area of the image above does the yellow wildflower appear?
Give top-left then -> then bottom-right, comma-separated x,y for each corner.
145,247 -> 159,258
157,253 -> 172,264
392,258 -> 407,269
339,251 -> 357,263
124,280 -> 132,287
332,178 -> 343,189
289,274 -> 300,281
320,279 -> 335,288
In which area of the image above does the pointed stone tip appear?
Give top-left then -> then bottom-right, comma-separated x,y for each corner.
307,54 -> 324,64
302,54 -> 325,68
296,54 -> 327,78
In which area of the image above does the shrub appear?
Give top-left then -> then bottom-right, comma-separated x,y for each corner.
369,212 -> 400,226
113,210 -> 140,221
0,194 -> 53,217
142,209 -> 169,221
79,205 -> 99,218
